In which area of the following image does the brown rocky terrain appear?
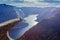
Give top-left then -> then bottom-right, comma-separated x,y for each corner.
0,18 -> 22,40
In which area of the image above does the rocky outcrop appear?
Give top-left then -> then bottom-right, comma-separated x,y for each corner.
0,18 -> 21,40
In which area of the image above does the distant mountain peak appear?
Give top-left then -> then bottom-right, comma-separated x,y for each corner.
0,4 -> 14,8
0,4 -> 6,6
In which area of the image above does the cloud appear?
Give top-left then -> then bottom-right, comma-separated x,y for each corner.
0,0 -> 60,7
5,1 -> 60,8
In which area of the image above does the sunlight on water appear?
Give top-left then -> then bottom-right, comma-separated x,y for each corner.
15,14 -> 38,39
24,14 -> 38,28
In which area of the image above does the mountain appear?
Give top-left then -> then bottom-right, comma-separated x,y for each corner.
1,4 -> 59,40
17,8 -> 60,40
0,4 -> 19,23
0,4 -> 21,40
9,7 -> 60,39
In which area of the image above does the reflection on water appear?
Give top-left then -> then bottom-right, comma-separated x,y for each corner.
9,14 -> 38,39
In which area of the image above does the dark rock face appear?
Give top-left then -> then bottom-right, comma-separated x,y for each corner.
0,20 -> 20,40
18,10 -> 60,40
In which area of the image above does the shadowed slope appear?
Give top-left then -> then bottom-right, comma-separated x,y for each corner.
17,10 -> 60,40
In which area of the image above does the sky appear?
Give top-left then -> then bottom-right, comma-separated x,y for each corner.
0,0 -> 60,7
0,0 -> 60,2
